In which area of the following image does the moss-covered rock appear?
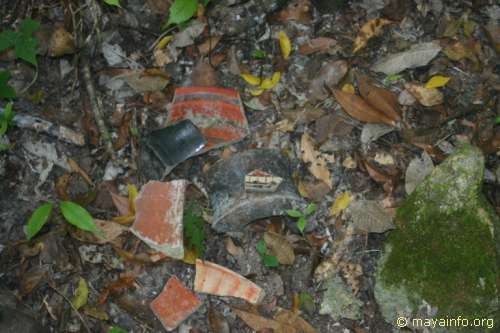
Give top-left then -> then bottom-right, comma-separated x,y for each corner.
374,145 -> 500,331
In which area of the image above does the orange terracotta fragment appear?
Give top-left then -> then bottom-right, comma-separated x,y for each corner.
150,276 -> 202,331
194,259 -> 264,304
130,180 -> 187,259
167,86 -> 249,153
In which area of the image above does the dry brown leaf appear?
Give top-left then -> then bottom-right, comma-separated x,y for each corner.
225,237 -> 243,257
404,83 -> 443,107
333,90 -> 395,126
55,174 -> 71,200
264,231 -> 295,265
20,265 -> 49,296
301,133 -> 332,188
208,306 -> 230,333
353,19 -> 391,53
70,219 -> 128,244
297,179 -> 331,202
233,308 -> 296,333
298,37 -> 337,55
198,36 -> 222,55
48,26 -> 76,57
110,192 -> 131,216
98,275 -> 137,304
274,308 -> 319,333
357,74 -> 401,122
308,60 -> 348,102
191,58 -> 219,86
68,158 -> 93,185
273,0 -> 312,24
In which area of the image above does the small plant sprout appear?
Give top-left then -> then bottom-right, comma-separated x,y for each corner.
26,201 -> 102,240
256,239 -> 279,268
286,203 -> 317,234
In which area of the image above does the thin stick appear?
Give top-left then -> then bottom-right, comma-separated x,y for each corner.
81,59 -> 116,159
49,284 -> 92,333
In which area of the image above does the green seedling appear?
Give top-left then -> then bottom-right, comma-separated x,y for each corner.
495,115 -> 500,125
298,291 -> 315,314
256,239 -> 279,267
183,201 -> 206,258
0,102 -> 14,135
286,203 -> 317,234
0,71 -> 16,99
26,201 -> 102,240
103,0 -> 121,7
252,49 -> 267,59
163,0 -> 210,28
0,18 -> 40,66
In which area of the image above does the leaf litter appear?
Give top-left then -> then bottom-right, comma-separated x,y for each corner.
2,0 -> 500,332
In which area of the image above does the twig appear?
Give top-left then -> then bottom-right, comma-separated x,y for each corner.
48,283 -> 92,333
81,59 -> 116,159
8,112 -> 85,146
148,25 -> 178,52
20,66 -> 39,95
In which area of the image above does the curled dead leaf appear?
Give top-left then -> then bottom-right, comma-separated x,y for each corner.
333,90 -> 395,126
301,133 -> 332,188
198,36 -> 221,55
273,0 -> 312,24
298,37 -> 337,55
264,231 -> 295,265
353,19 -> 391,53
49,26 -> 76,57
405,83 -> 443,107
357,74 -> 401,122
308,60 -> 348,102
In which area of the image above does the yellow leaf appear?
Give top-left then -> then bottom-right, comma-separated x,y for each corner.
260,71 -> 281,89
341,83 -> 355,94
424,75 -> 450,89
241,73 -> 261,86
156,35 -> 173,50
182,247 -> 198,265
279,31 -> 292,60
72,278 -> 89,310
250,88 -> 264,96
128,184 -> 138,215
330,192 -> 351,216
353,18 -> 391,53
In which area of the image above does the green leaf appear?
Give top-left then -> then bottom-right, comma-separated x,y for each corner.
103,0 -> 121,7
15,34 -> 38,65
297,217 -> 306,233
304,203 -> 317,216
0,71 -> 16,99
495,116 -> 500,125
60,201 -> 100,234
19,18 -> 40,36
256,239 -> 267,255
252,50 -> 267,59
71,277 -> 89,310
298,291 -> 315,314
183,202 -> 205,257
0,31 -> 16,52
0,142 -> 11,151
286,209 -> 303,218
384,73 -> 403,83
0,102 -> 14,135
262,254 -> 279,267
26,202 -> 53,240
108,327 -> 128,333
165,0 -> 198,27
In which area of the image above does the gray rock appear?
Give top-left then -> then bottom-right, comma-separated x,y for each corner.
319,274 -> 363,320
374,145 -> 500,331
